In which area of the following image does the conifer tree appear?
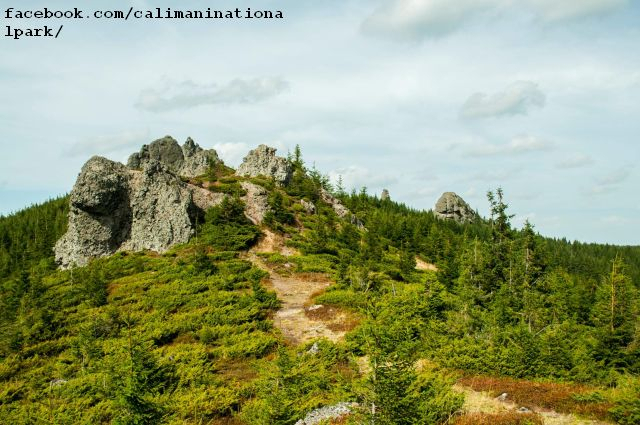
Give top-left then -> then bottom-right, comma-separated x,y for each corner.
592,255 -> 638,365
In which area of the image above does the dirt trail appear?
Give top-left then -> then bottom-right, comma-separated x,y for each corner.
249,233 -> 611,423
247,230 -> 346,345
455,385 -> 612,425
415,257 -> 438,271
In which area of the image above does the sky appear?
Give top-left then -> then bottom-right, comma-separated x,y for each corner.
1,0 -> 639,245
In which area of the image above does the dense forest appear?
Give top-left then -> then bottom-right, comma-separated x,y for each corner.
0,150 -> 639,424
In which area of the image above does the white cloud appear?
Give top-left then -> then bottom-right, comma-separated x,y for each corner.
135,77 -> 289,112
556,153 -> 595,169
212,142 -> 250,167
329,165 -> 397,192
415,186 -> 439,197
514,212 -> 537,227
601,215 -> 626,224
361,0 -> 503,41
461,81 -> 545,119
66,129 -> 150,158
527,0 -> 629,22
588,167 -> 632,194
362,0 -> 629,41
469,167 -> 521,181
597,168 -> 631,185
462,135 -> 552,157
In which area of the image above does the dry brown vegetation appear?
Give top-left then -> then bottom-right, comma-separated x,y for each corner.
304,304 -> 360,332
451,411 -> 544,425
458,376 -> 613,421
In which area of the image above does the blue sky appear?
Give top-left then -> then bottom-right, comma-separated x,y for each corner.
1,0 -> 638,244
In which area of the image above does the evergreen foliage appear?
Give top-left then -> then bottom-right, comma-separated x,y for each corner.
1,147 -> 639,423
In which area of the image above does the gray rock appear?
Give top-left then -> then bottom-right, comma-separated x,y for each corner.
517,406 -> 532,413
54,156 -> 224,269
295,402 -> 354,425
119,161 -> 194,253
180,137 -> 220,178
496,392 -> 508,401
381,189 -> 390,201
319,188 -> 350,218
320,188 -> 364,228
307,342 -> 320,355
55,157 -> 132,268
127,136 -> 183,171
241,181 -> 270,225
300,199 -> 316,214
50,379 -> 68,387
235,144 -> 292,185
434,192 -> 476,223
127,136 -> 219,178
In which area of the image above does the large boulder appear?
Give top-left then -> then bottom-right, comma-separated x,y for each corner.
54,155 -> 224,269
55,157 -> 132,268
235,144 -> 292,185
434,192 -> 476,223
127,136 -> 219,178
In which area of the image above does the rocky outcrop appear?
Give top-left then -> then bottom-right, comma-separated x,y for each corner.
235,144 -> 292,185
241,182 -> 270,225
300,199 -> 316,214
381,189 -> 390,201
127,136 -> 219,178
180,137 -> 218,178
434,192 -> 476,223
319,188 -> 364,228
118,161 -> 195,254
295,403 -> 354,425
55,155 -> 224,269
54,157 -> 132,268
319,188 -> 350,218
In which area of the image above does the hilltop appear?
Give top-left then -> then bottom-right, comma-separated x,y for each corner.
0,137 -> 639,424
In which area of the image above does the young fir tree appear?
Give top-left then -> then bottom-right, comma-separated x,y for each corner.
486,188 -> 514,294
591,255 -> 638,367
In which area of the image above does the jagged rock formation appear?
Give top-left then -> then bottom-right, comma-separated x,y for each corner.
55,152 -> 225,269
117,161 -> 194,254
235,144 -> 292,185
55,139 -> 375,268
381,189 -> 390,201
127,136 -> 219,178
434,192 -> 476,223
241,182 -> 270,225
54,157 -> 133,268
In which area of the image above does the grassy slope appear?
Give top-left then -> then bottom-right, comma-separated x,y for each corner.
0,168 -> 639,424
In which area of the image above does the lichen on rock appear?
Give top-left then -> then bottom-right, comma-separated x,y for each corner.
241,181 -> 270,225
235,144 -> 292,185
434,192 -> 476,223
127,135 -> 220,178
55,139 -> 225,269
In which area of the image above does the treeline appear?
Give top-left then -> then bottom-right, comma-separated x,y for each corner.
285,184 -> 640,382
0,150 -> 639,423
0,196 -> 69,281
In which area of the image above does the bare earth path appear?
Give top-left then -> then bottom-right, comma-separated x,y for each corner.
247,231 -> 610,424
246,230 -> 346,344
